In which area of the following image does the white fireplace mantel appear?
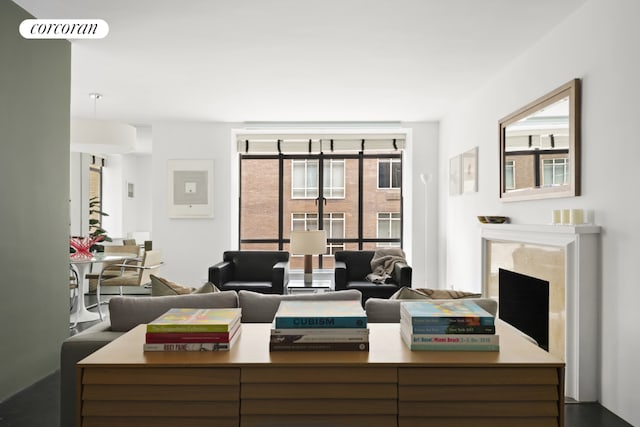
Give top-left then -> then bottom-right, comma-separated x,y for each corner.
480,223 -> 601,402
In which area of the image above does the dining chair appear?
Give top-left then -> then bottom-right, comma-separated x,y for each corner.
85,245 -> 141,293
95,250 -> 163,320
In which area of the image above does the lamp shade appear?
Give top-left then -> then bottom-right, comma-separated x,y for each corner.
290,230 -> 327,255
70,118 -> 136,154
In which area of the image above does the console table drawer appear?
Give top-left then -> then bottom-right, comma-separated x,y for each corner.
398,367 -> 563,427
80,367 -> 240,427
241,367 -> 397,427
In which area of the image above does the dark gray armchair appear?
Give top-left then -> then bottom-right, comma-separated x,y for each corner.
334,250 -> 412,304
208,250 -> 290,294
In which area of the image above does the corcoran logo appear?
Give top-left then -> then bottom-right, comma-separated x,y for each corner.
19,19 -> 109,39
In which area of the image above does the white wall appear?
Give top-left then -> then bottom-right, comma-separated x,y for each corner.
439,0 -> 640,423
152,122 -> 238,286
152,121 -> 439,288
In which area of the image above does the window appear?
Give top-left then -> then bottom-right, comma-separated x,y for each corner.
292,160 -> 318,199
88,163 -> 103,235
377,212 -> 401,247
323,212 -> 345,255
323,159 -> 345,198
292,212 -> 318,232
240,152 -> 403,261
292,159 -> 345,199
378,159 -> 401,189
505,160 -> 515,190
542,158 -> 569,186
291,212 -> 345,255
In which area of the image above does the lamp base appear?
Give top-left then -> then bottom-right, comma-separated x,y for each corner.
303,254 -> 313,285
303,272 -> 314,286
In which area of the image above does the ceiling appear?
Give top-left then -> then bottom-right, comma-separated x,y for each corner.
13,0 -> 586,127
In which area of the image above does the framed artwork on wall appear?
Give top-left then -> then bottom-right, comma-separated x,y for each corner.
463,146 -> 478,193
449,155 -> 462,196
167,159 -> 214,218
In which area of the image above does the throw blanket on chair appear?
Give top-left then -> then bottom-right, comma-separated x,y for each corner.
366,248 -> 407,284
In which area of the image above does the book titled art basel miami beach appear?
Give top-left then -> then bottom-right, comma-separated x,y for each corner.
273,300 -> 367,329
400,329 -> 499,351
146,308 -> 241,333
401,300 -> 495,327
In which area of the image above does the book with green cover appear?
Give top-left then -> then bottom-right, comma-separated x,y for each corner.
146,308 -> 241,333
274,300 -> 367,329
401,300 -> 494,326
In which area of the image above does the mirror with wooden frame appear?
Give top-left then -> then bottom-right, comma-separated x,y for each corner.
499,79 -> 581,201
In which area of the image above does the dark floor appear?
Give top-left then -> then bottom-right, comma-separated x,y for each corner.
0,296 -> 635,427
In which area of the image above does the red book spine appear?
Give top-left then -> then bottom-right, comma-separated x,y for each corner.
146,332 -> 231,343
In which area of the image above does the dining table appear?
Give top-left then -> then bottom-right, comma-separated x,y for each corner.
69,252 -> 138,323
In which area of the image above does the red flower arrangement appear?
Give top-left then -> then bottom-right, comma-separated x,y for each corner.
69,235 -> 105,258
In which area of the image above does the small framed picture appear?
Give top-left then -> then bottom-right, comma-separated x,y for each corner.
127,182 -> 134,198
449,155 -> 462,196
167,159 -> 214,218
463,147 -> 478,193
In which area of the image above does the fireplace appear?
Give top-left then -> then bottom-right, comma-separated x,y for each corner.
481,223 -> 601,402
499,268 -> 549,352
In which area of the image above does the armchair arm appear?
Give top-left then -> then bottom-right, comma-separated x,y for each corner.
334,261 -> 348,291
392,262 -> 412,287
271,261 -> 289,295
208,261 -> 232,286
109,262 -> 163,270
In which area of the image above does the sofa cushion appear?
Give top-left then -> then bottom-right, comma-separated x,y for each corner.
389,286 -> 430,299
109,291 -> 239,332
414,288 -> 481,299
150,274 -> 219,296
193,281 -> 219,294
238,289 -> 362,323
150,274 -> 194,295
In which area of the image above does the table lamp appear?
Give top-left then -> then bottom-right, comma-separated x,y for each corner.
290,230 -> 327,285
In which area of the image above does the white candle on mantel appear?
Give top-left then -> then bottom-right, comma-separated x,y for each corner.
562,209 -> 571,224
552,210 -> 562,224
571,209 -> 584,225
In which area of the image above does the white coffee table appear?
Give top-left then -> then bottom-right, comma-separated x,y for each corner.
286,279 -> 333,294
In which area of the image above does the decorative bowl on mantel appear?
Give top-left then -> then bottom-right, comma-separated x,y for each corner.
477,216 -> 509,224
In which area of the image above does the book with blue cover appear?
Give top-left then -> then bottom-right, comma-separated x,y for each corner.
274,300 -> 367,329
400,300 -> 494,326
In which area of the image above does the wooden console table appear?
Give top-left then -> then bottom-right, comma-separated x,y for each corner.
77,321 -> 564,427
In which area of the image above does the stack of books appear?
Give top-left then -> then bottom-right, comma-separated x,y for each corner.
144,308 -> 242,352
400,300 -> 499,351
270,300 -> 369,351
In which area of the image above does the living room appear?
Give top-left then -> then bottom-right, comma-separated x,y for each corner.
1,0 -> 639,426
